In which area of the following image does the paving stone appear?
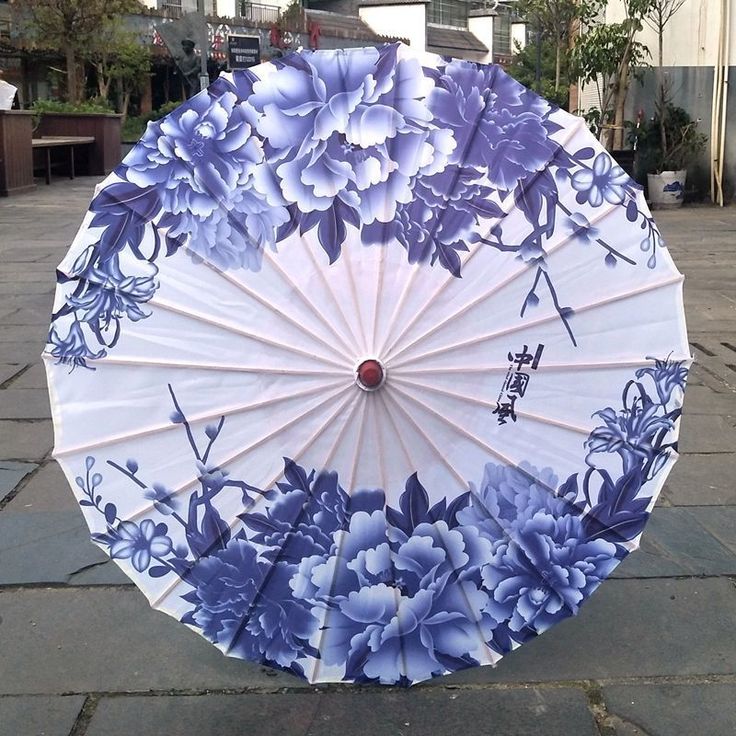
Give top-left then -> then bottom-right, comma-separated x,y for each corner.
0,282 -> 54,296
0,587 -> 312,694
0,341 -> 46,364
678,415 -> 736,453
603,684 -> 736,736
0,420 -> 54,461
0,325 -> 46,344
612,507 -> 736,577
0,389 -> 51,419
87,688 -> 598,736
0,460 -> 37,502
0,695 -> 85,736
0,363 -> 23,386
682,385 -> 736,415
439,578 -> 736,685
685,506 -> 736,555
663,453 -> 736,505
0,511 -> 128,585
4,462 -> 77,512
8,362 -> 47,390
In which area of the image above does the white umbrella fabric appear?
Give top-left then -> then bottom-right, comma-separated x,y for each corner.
45,44 -> 690,685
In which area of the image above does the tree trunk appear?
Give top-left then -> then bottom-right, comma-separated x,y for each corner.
555,40 -> 562,91
63,43 -> 78,103
96,66 -> 110,101
121,90 -> 131,122
658,25 -> 668,163
612,59 -> 629,150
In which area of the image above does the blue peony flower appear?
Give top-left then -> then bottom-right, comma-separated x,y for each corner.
458,462 -> 570,541
248,45 -> 448,226
123,81 -> 285,270
186,536 -> 317,670
109,519 -> 173,572
294,510 -> 494,684
571,153 -> 629,207
482,511 -> 617,635
427,61 -> 555,191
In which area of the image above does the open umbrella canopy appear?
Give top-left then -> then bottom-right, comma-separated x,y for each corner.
45,44 -> 690,686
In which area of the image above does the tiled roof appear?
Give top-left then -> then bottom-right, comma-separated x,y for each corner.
306,9 -> 404,41
358,0 -> 429,5
426,25 -> 488,53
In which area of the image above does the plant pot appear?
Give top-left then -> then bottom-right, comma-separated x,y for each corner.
647,170 -> 686,209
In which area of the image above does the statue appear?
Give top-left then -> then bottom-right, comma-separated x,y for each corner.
178,39 -> 202,98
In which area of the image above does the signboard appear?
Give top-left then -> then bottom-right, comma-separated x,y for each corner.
228,35 -> 260,70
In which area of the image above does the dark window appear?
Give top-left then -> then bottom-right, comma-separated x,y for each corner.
427,0 -> 468,28
493,4 -> 512,56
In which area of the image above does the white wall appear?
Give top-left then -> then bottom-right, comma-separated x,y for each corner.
604,0 -> 736,68
511,21 -> 526,52
359,4 -> 426,51
468,14 -> 493,63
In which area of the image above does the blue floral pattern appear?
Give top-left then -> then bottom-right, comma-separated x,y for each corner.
47,44 -> 661,368
76,359 -> 686,685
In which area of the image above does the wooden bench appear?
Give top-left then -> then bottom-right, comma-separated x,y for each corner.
32,136 -> 95,185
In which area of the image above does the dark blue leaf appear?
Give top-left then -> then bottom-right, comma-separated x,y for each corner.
445,492 -> 470,527
428,497 -> 447,522
283,459 -> 310,492
241,513 -> 282,535
316,205 -> 347,264
103,503 -> 117,525
468,197 -> 504,219
386,505 -> 411,537
148,565 -> 171,578
79,499 -> 95,507
574,147 -> 595,160
400,473 -> 430,531
626,198 -> 638,222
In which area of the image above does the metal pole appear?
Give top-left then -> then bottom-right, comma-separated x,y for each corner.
196,0 -> 210,92
535,23 -> 542,93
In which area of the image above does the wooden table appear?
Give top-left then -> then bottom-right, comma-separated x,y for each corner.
32,136 -> 95,185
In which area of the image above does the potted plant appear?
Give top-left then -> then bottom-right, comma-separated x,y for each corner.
630,104 -> 706,208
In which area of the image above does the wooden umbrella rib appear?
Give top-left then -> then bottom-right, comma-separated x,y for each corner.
148,295 -> 350,370
147,388 -> 358,611
388,383 -> 559,497
54,379 -> 345,458
389,375 -> 593,436
390,274 -> 685,371
182,246 -> 350,364
385,197 -> 623,365
301,236 -> 363,353
260,246 -> 356,356
390,355 -> 693,376
49,353 -> 347,376
125,382 -> 354,526
380,118 -> 588,360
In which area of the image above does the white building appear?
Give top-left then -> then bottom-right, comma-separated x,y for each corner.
142,0 -> 526,64
581,0 -> 736,201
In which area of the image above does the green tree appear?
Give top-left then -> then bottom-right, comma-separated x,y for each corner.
12,0 -> 142,103
517,0 -> 583,94
508,38 -> 570,108
571,0 -> 654,150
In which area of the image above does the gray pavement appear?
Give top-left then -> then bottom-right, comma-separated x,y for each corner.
0,179 -> 735,736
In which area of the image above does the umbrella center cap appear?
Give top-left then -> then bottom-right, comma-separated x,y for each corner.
356,359 -> 385,391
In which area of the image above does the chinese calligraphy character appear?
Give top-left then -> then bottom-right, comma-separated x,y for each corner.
506,371 -> 530,397
493,395 -> 518,425
507,343 -> 544,372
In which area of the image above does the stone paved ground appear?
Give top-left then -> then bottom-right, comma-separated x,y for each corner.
0,180 -> 734,736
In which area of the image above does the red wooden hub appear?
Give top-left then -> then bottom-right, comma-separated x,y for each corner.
357,359 -> 384,390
